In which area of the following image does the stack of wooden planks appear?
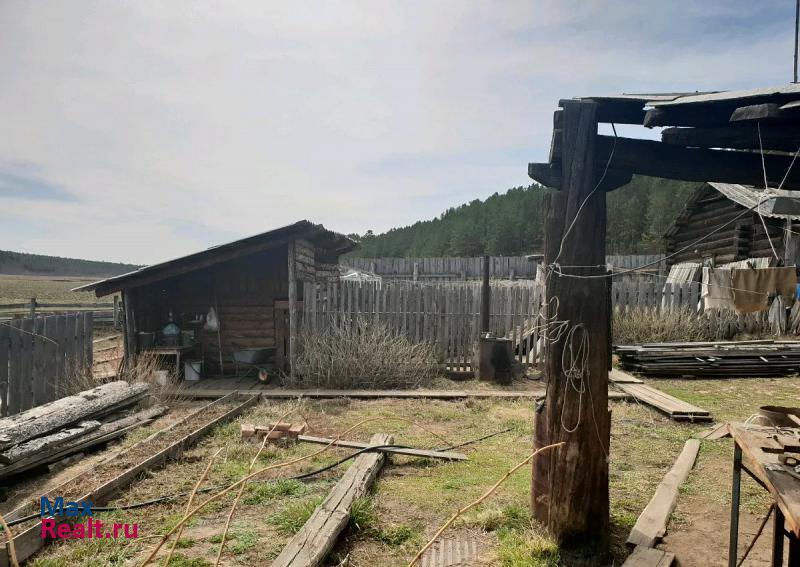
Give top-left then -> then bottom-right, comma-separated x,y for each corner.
615,340 -> 800,377
609,369 -> 711,422
0,380 -> 160,480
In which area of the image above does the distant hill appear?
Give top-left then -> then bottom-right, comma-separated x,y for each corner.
0,250 -> 140,278
350,176 -> 701,258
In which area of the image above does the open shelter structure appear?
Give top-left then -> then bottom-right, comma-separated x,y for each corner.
74,221 -> 354,378
527,84 -> 800,560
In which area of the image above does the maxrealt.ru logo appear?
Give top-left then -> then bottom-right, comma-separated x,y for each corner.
40,497 -> 138,540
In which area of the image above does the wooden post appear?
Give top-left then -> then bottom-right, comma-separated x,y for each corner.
480,255 -> 490,334
122,289 -> 137,367
413,262 -> 419,282
532,100 -> 610,557
29,297 -> 36,320
288,241 -> 297,379
113,296 -> 120,329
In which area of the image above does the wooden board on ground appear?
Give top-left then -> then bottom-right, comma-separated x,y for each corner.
614,382 -> 711,422
297,434 -> 467,461
609,368 -> 644,384
627,439 -> 701,547
171,384 -> 632,402
695,422 -> 730,440
621,545 -> 675,566
271,433 -> 393,567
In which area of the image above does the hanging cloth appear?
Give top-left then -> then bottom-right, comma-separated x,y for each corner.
731,267 -> 797,314
701,267 -> 735,311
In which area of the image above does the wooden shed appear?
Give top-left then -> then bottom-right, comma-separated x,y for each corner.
663,182 -> 800,267
74,221 -> 355,377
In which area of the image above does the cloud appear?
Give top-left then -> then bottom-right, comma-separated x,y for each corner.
0,161 -> 78,202
0,0 -> 796,263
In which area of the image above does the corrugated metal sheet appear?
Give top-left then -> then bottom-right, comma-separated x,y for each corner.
665,262 -> 701,285
420,537 -> 481,567
708,182 -> 800,220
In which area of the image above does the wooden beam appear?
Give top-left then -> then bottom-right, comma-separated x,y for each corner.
661,125 -> 800,152
560,99 -> 646,124
591,135 -> 800,189
527,162 -> 633,191
272,433 -> 392,567
627,439 -> 700,547
532,99 -> 610,552
729,103 -> 792,122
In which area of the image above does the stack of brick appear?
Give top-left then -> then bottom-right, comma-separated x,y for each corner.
240,422 -> 307,444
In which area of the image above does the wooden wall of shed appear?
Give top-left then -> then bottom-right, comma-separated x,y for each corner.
665,187 -> 787,266
129,245 -> 289,370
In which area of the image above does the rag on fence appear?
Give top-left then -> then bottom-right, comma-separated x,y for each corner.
730,267 -> 797,314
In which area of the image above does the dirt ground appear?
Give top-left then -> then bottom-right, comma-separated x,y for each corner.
5,375 -> 799,566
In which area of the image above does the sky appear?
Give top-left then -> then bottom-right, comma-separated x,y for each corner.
0,1 -> 797,264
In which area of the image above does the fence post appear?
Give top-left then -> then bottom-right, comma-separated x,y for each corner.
29,297 -> 36,319
480,256 -> 490,334
413,262 -> 419,282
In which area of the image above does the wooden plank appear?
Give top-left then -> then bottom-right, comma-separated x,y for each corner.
288,240 -> 297,379
31,317 -> 46,406
18,318 -> 33,412
608,369 -> 644,384
296,434 -> 467,461
627,439 -> 701,547
621,545 -> 675,566
271,433 -> 392,567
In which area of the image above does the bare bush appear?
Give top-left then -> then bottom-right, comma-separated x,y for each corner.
613,307 -> 715,345
289,319 -> 439,389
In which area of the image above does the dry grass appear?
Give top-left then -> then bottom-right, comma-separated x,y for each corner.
21,376 -> 800,566
0,274 -> 105,305
289,320 -> 440,389
613,307 -> 715,344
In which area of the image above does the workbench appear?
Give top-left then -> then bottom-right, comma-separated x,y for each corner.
144,345 -> 196,378
729,423 -> 800,566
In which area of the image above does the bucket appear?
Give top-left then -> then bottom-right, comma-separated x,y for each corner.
185,360 -> 203,381
152,370 -> 170,386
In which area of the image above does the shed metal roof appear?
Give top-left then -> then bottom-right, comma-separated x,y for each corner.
73,220 -> 356,296
707,182 -> 800,219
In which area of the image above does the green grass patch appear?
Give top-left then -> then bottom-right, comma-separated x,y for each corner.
269,496 -> 324,534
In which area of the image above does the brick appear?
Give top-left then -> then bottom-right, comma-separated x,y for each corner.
241,423 -> 256,440
287,423 -> 307,438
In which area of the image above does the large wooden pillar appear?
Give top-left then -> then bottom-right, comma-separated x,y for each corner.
532,100 -> 610,556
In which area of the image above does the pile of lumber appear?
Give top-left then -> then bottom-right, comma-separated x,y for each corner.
0,381 -> 162,480
615,340 -> 800,377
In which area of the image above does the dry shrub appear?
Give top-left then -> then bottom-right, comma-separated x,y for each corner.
613,307 -> 715,345
118,351 -> 179,404
289,319 -> 439,389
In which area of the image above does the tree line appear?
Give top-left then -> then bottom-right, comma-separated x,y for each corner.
350,176 -> 700,258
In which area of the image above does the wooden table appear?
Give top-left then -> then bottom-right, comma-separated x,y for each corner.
145,345 -> 196,378
728,424 -> 800,566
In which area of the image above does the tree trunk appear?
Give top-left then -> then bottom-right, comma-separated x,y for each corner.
531,100 -> 610,557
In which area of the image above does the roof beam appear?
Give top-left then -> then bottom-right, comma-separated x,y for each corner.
541,134 -> 800,189
661,126 -> 800,152
592,135 -> 800,189
527,162 -> 633,191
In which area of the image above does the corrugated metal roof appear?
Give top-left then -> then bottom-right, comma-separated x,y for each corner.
707,182 -> 800,220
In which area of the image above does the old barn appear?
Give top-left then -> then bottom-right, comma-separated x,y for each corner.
663,182 -> 800,267
74,221 -> 354,377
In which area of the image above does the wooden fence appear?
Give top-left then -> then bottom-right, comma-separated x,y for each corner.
611,281 -> 702,313
302,280 -> 544,369
345,255 -> 666,281
0,312 -> 94,416
0,297 -> 120,327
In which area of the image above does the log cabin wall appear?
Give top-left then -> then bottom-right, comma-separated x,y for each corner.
664,185 -> 787,266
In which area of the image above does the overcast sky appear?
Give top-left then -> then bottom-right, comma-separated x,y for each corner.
0,1 -> 797,264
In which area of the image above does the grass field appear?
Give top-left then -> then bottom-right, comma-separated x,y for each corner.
21,376 -> 800,566
0,274 -> 110,305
